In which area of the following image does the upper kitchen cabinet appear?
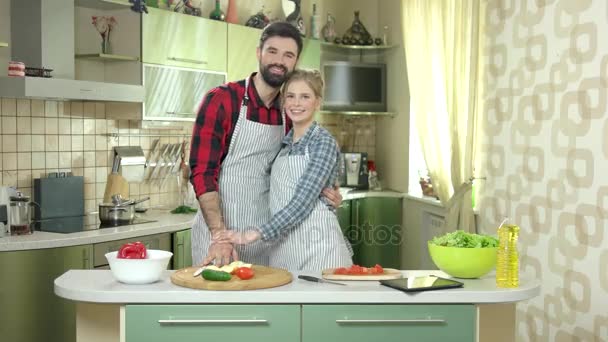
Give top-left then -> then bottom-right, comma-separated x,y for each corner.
142,7 -> 227,72
226,24 -> 260,82
298,39 -> 321,70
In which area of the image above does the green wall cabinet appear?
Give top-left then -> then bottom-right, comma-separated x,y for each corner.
227,24 -> 261,82
298,39 -> 321,70
337,197 -> 403,269
302,304 -> 476,342
142,8 -> 227,71
0,244 -> 93,342
172,228 -> 192,269
126,305 -> 300,342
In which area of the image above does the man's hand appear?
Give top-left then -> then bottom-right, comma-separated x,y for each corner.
322,184 -> 343,209
202,242 -> 238,266
212,230 -> 261,245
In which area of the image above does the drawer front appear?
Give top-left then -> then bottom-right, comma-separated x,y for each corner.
126,305 -> 300,342
92,233 -> 171,267
302,304 -> 475,342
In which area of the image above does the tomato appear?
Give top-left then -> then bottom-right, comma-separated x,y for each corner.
117,241 -> 147,259
333,264 -> 385,275
234,267 -> 254,280
334,267 -> 349,275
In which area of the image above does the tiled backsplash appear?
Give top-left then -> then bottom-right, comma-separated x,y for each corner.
0,98 -> 377,214
0,98 -> 192,214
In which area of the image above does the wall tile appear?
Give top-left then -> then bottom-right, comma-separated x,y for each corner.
95,183 -> 105,199
95,151 -> 107,166
17,170 -> 32,188
83,167 -> 95,184
95,119 -> 107,134
45,118 -> 58,135
1,98 -> 16,116
70,102 -> 84,118
17,152 -> 31,170
83,103 -> 95,118
96,136 -> 108,151
83,119 -> 95,135
3,153 -> 17,170
2,135 -> 16,152
45,135 -> 59,151
95,167 -> 107,183
58,118 -> 71,135
45,101 -> 58,117
71,118 -> 84,134
31,100 -> 45,117
84,183 -> 95,200
83,136 -> 95,151
2,171 -> 16,187
31,117 -> 45,134
71,135 -> 84,151
95,103 -> 105,119
83,151 -> 96,167
17,135 -> 32,152
16,99 -> 30,117
16,117 -> 31,134
2,117 -> 16,134
31,135 -> 45,152
59,152 -> 71,168
59,135 -> 71,152
31,152 -> 45,169
72,151 -> 84,168
45,152 -> 59,169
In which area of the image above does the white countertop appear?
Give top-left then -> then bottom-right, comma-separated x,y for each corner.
0,210 -> 196,252
55,269 -> 540,305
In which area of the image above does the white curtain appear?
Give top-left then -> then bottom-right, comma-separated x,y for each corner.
402,0 -> 484,232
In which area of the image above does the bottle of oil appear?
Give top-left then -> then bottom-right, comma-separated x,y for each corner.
496,223 -> 520,288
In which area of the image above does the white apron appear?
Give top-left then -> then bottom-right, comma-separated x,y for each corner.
268,126 -> 353,271
192,77 -> 285,265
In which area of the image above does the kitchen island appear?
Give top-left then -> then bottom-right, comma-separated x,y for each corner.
55,269 -> 540,342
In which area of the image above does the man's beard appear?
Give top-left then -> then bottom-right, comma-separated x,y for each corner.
260,63 -> 290,88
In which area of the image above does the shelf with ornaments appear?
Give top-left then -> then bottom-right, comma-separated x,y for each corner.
320,42 -> 397,51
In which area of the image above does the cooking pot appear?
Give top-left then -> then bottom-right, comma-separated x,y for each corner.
98,196 -> 150,225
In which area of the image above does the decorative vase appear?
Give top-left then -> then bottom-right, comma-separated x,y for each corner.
342,10 -> 372,45
226,0 -> 238,24
101,37 -> 111,54
209,0 -> 225,21
321,13 -> 336,42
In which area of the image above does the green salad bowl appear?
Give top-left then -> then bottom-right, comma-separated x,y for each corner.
428,242 -> 497,279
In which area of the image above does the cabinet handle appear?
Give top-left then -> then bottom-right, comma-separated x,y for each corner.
355,201 -> 360,227
336,319 -> 446,325
158,319 -> 268,325
165,111 -> 194,116
167,57 -> 208,64
82,248 -> 90,269
80,89 -> 93,92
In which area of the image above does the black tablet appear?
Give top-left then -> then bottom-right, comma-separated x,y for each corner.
380,275 -> 464,292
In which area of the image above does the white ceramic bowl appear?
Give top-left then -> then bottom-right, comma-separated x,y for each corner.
105,249 -> 173,284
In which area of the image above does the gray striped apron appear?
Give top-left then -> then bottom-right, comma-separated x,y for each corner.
192,77 -> 285,265
268,126 -> 353,271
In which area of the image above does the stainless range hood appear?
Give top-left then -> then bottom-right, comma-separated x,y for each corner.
0,0 -> 143,102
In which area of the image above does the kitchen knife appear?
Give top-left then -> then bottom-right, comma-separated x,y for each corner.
298,275 -> 346,286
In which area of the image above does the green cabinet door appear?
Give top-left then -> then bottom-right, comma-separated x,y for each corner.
302,304 -> 476,342
351,197 -> 402,269
0,244 -> 93,342
298,38 -> 321,70
172,228 -> 192,269
143,8 -> 227,71
227,24 -> 262,81
126,305 -> 300,342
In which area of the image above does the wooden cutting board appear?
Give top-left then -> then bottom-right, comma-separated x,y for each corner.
171,265 -> 292,291
321,268 -> 403,281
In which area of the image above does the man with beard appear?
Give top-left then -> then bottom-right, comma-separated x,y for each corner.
189,22 -> 341,267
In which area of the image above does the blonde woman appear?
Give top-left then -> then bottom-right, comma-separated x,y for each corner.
214,69 -> 353,270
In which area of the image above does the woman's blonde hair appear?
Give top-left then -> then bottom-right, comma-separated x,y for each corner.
282,69 -> 324,99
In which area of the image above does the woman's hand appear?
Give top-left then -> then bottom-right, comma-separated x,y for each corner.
212,230 -> 261,245
322,184 -> 343,209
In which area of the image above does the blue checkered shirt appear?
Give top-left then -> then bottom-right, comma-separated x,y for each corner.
259,122 -> 339,241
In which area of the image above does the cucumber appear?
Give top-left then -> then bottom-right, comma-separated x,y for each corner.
201,269 -> 232,281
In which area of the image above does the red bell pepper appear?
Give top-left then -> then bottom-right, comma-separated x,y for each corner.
117,241 -> 147,259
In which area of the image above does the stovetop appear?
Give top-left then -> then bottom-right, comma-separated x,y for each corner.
34,215 -> 157,234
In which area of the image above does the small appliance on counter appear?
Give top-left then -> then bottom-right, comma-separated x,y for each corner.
9,192 -> 34,235
0,205 -> 7,237
340,152 -> 369,190
34,172 -> 85,234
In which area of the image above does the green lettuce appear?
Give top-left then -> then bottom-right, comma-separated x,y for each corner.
429,230 -> 498,248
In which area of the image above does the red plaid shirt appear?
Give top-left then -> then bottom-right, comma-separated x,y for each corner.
189,73 -> 291,197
